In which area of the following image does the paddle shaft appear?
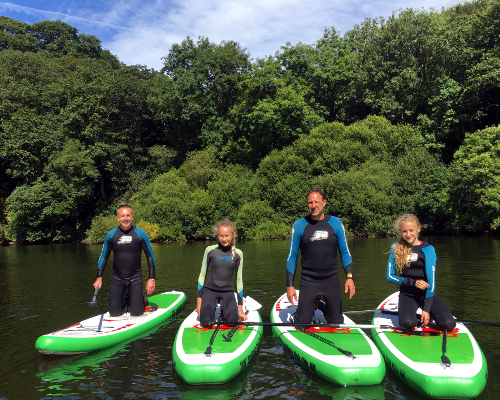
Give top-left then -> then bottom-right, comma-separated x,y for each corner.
88,287 -> 99,306
204,323 -> 221,355
223,310 -> 250,341
217,321 -> 394,330
356,309 -> 500,328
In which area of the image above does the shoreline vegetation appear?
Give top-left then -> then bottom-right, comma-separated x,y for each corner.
1,0 -> 500,245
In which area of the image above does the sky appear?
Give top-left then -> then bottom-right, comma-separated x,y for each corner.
1,0 -> 460,70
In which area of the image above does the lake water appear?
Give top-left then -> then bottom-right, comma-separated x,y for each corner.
0,236 -> 499,399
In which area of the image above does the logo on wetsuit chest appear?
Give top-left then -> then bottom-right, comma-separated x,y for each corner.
117,236 -> 132,244
407,253 -> 418,262
310,231 -> 328,241
215,256 -> 232,261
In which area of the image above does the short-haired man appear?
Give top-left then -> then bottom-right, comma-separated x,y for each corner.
286,187 -> 355,323
93,204 -> 156,316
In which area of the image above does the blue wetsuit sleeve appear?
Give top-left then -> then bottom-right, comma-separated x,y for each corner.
286,219 -> 306,287
422,245 -> 437,312
96,229 -> 117,278
136,227 -> 156,280
329,217 -> 353,275
386,245 -> 405,285
235,249 -> 244,305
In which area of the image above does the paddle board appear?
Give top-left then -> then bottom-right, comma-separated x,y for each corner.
271,291 -> 385,386
36,291 -> 186,355
173,295 -> 263,384
371,291 -> 487,399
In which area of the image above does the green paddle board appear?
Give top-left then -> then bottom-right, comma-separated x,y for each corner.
36,291 -> 186,355
173,295 -> 263,384
371,291 -> 487,399
271,291 -> 385,386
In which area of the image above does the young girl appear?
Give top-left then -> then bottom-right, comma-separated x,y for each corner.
196,220 -> 248,327
386,214 -> 456,331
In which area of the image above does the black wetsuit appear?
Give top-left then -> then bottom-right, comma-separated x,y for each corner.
286,214 -> 353,324
97,225 -> 156,317
197,244 -> 243,326
387,241 -> 455,331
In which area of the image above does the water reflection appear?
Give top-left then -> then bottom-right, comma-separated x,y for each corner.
1,237 -> 499,399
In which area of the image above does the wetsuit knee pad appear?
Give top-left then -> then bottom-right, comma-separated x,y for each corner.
200,311 -> 213,327
398,314 -> 417,329
435,314 -> 456,331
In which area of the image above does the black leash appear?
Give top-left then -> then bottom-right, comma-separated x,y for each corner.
289,315 -> 355,359
296,326 -> 355,359
441,329 -> 451,367
204,323 -> 220,355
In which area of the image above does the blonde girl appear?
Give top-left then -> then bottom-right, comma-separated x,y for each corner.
386,214 -> 455,331
196,220 -> 248,326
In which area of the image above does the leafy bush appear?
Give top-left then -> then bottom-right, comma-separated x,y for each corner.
320,161 -> 399,236
135,221 -> 160,242
86,214 -> 118,243
131,170 -> 191,241
449,126 -> 500,231
253,220 -> 290,240
236,200 -> 276,239
207,165 -> 255,222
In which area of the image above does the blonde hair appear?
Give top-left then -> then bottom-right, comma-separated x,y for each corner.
392,214 -> 421,274
213,219 -> 237,261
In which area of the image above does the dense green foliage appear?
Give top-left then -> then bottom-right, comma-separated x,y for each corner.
1,2 -> 499,243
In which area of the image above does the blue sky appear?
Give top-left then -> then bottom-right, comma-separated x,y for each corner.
1,0 -> 459,70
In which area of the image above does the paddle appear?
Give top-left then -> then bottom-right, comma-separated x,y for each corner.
223,310 -> 249,342
216,321 -> 395,329
379,309 -> 500,328
222,296 -> 262,342
205,295 -> 263,352
347,308 -> 500,328
88,288 -> 99,306
204,321 -> 221,356
96,313 -> 105,333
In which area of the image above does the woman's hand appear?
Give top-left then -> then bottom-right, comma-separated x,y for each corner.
415,279 -> 430,290
421,311 -> 430,326
196,297 -> 202,316
238,305 -> 248,321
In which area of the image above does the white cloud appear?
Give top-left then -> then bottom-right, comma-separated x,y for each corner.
1,0 -> 459,70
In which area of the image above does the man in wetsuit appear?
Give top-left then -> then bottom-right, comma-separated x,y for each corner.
93,204 -> 156,317
286,187 -> 355,324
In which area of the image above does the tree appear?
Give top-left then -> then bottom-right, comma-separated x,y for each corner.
449,125 -> 500,230
151,36 -> 251,160
0,16 -> 38,52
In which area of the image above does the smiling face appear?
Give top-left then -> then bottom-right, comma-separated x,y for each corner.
218,226 -> 234,247
307,192 -> 327,220
400,220 -> 421,246
116,207 -> 134,231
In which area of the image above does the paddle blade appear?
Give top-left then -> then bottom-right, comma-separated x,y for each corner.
244,296 -> 262,312
88,288 -> 99,306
